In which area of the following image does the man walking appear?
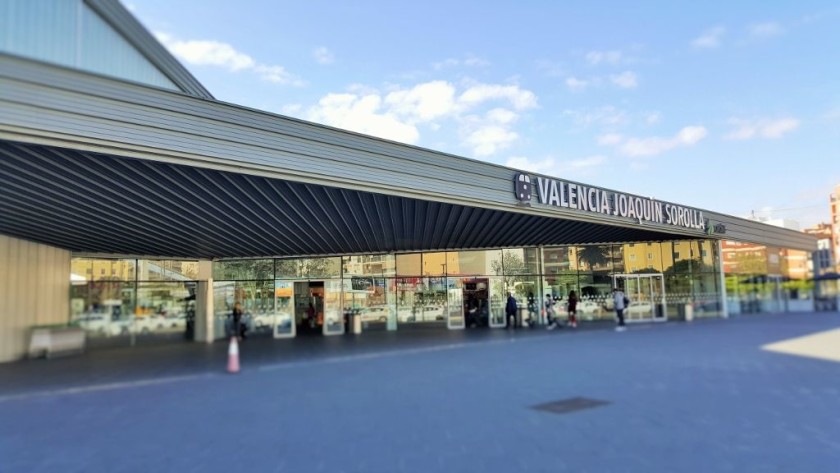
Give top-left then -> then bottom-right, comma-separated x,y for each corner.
612,287 -> 627,332
505,293 -> 518,328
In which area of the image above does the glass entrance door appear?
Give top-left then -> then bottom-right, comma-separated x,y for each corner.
612,273 -> 667,323
273,280 -> 296,338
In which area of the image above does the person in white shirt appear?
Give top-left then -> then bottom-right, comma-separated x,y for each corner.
612,287 -> 627,331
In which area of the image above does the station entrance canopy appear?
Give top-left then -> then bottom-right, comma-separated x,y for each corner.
0,54 -> 816,258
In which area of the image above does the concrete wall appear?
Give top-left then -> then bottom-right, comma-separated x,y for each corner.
0,234 -> 70,362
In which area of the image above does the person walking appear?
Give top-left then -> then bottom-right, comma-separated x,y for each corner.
545,293 -> 559,330
231,302 -> 245,341
505,293 -> 518,328
612,287 -> 627,331
567,290 -> 578,328
526,292 -> 537,327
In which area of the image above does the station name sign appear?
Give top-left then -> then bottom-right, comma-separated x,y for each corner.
514,173 -> 708,231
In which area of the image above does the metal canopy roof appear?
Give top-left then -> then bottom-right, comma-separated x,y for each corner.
0,141 -> 694,259
0,54 -> 817,255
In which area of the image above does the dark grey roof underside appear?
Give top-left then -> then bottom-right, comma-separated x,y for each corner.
0,141 -> 697,259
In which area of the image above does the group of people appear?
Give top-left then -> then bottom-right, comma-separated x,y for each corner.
504,287 -> 629,332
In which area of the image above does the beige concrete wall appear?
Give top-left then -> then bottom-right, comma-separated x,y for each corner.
0,234 -> 70,362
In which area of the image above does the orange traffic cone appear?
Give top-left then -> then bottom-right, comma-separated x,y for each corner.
227,336 -> 240,373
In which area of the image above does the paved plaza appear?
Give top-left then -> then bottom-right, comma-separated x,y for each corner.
1,313 -> 839,472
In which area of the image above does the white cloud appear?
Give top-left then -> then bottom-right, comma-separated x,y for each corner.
313,46 -> 335,65
156,33 -> 255,70
749,22 -> 784,37
586,50 -> 622,65
385,81 -> 457,122
506,156 -> 556,173
156,32 -> 304,86
457,84 -> 538,111
645,112 -> 661,124
302,80 -> 538,156
433,56 -> 490,70
464,56 -> 491,67
255,65 -> 306,86
563,106 -> 628,128
464,126 -> 518,156
306,93 -> 420,144
618,126 -> 708,156
565,77 -> 589,90
597,133 -> 624,146
691,26 -> 726,48
725,118 -> 799,140
485,108 -> 519,125
610,71 -> 638,89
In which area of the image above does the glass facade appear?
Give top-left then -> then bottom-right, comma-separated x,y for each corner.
70,258 -> 198,346
71,238 -> 816,346
721,240 -> 815,315
1,0 -> 179,90
207,240 -> 730,338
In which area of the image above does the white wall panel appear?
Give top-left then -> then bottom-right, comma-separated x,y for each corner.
0,234 -> 69,362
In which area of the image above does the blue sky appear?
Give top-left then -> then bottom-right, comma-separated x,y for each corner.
128,0 -> 840,227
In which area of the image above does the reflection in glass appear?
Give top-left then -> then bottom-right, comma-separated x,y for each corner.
396,253 -> 421,276
70,280 -> 135,341
342,254 -> 395,277
273,280 -> 295,337
445,250 -> 503,276
213,259 -> 273,280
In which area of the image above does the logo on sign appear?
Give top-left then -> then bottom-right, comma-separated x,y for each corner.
514,173 -> 532,204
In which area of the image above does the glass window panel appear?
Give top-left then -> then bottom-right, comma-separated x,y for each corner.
445,250 -> 503,276
209,280 -> 274,338
501,248 -> 539,275
488,277 -> 506,327
301,257 -> 341,278
699,240 -> 716,270
213,259 -> 274,280
275,259 -> 300,279
273,280 -> 295,337
542,246 -> 575,275
342,277 -> 391,331
422,252 -> 447,276
342,254 -> 395,277
394,277 -> 447,324
396,253 -> 421,276
139,260 -> 198,281
610,245 -> 626,274
624,243 -> 667,273
77,258 -> 136,282
71,258 -> 94,282
70,280 -> 135,342
134,282 -> 195,337
576,245 -> 613,272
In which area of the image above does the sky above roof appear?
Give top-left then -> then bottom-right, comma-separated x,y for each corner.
126,0 -> 840,228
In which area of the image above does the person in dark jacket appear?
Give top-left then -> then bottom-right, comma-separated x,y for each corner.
231,302 -> 245,341
567,290 -> 578,328
505,293 -> 518,328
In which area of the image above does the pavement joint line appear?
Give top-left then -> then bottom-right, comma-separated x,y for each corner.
0,372 -> 218,404
256,338 -> 519,372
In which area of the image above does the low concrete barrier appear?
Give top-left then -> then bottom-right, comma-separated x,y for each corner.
28,326 -> 86,358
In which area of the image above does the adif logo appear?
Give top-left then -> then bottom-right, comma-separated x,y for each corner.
514,173 -> 532,204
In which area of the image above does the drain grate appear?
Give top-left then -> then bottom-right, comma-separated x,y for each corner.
531,397 -> 610,415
